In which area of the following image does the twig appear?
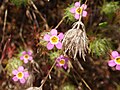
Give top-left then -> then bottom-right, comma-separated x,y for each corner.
54,16 -> 66,29
39,60 -> 56,89
0,9 -> 8,49
81,78 -> 92,90
30,0 -> 49,30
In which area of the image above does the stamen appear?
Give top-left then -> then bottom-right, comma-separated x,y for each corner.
59,59 -> 65,65
17,72 -> 24,79
75,7 -> 82,14
50,36 -> 59,44
115,57 -> 120,64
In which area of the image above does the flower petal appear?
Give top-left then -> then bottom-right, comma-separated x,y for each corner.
58,33 -> 64,40
75,14 -> 79,19
22,51 -> 26,55
75,2 -> 80,7
44,34 -> 50,41
55,42 -> 62,49
20,78 -> 26,84
12,76 -> 18,81
111,51 -> 119,58
24,59 -> 28,63
24,71 -> 29,79
20,56 -> 24,60
82,11 -> 87,17
81,4 -> 87,10
18,66 -> 24,72
29,56 -> 33,61
63,64 -> 67,69
47,42 -> 54,50
12,70 -> 18,75
116,65 -> 120,70
50,29 -> 57,35
27,51 -> 32,55
70,8 -> 75,13
108,60 -> 116,67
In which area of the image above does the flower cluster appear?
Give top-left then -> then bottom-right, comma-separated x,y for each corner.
44,29 -> 64,50
12,66 -> 29,84
108,51 -> 120,70
70,2 -> 87,19
20,50 -> 33,63
56,55 -> 69,69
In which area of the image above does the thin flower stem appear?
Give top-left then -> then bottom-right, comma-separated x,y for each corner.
39,60 -> 56,89
54,16 -> 66,29
81,78 -> 92,90
30,0 -> 49,30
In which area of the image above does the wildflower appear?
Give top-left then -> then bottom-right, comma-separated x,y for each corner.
12,66 -> 29,84
56,55 -> 69,69
20,50 -> 33,63
44,29 -> 64,50
108,51 -> 120,70
70,2 -> 87,19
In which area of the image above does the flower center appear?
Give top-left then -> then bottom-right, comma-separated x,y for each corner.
59,59 -> 65,65
75,7 -> 82,14
50,36 -> 59,44
115,57 -> 120,64
17,72 -> 24,79
24,54 -> 29,59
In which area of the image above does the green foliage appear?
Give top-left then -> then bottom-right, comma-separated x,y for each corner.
89,38 -> 112,57
60,83 -> 75,90
99,22 -> 108,28
101,1 -> 119,19
5,57 -> 23,76
10,0 -> 28,7
49,51 -> 61,60
64,4 -> 76,23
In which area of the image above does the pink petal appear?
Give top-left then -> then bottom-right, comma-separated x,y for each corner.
55,42 -> 62,49
82,11 -> 87,17
75,2 -> 80,7
111,51 -> 119,58
24,72 -> 29,79
116,65 -> 120,70
27,51 -> 32,55
70,8 -> 75,13
12,76 -> 18,81
50,29 -> 57,35
22,51 -> 26,55
81,4 -> 87,10
12,70 -> 18,75
108,60 -> 116,67
18,66 -> 24,72
20,56 -> 24,60
24,59 -> 28,63
75,14 -> 79,19
47,42 -> 54,50
58,33 -> 64,40
20,78 -> 26,84
63,64 -> 67,69
44,34 -> 50,41
29,56 -> 33,61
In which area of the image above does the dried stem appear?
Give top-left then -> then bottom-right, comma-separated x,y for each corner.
0,9 -> 8,48
54,16 -> 66,29
30,0 -> 49,30
39,60 -> 56,89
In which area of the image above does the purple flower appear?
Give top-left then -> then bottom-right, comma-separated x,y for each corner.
12,66 -> 29,84
20,50 -> 33,63
44,29 -> 64,50
56,55 -> 69,69
108,51 -> 120,70
70,2 -> 87,19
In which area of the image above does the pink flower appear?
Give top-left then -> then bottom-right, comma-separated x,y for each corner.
56,55 -> 69,69
20,50 -> 33,63
108,51 -> 120,70
70,2 -> 87,19
44,29 -> 64,50
12,66 -> 29,84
